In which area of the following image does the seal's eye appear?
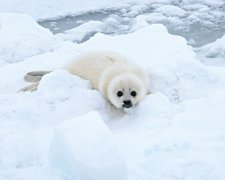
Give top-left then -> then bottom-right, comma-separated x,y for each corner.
117,91 -> 123,97
131,91 -> 137,97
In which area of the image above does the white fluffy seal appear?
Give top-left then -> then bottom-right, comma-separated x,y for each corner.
21,52 -> 149,109
67,52 -> 149,109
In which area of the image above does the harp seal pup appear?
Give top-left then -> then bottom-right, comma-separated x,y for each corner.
21,52 -> 149,109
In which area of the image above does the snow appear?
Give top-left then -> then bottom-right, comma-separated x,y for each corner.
0,13 -> 58,65
1,1 -> 225,180
196,34 -> 225,65
154,5 -> 186,17
0,0 -> 170,21
57,21 -> 106,42
49,111 -> 127,180
0,0 -> 223,21
182,0 -> 225,6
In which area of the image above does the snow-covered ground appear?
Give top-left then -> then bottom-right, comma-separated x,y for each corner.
1,1 -> 225,180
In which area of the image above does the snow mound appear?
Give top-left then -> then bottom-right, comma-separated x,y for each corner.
0,13 -> 57,65
36,70 -> 103,117
197,34 -> 225,65
38,70 -> 91,92
49,111 -> 127,180
134,92 -> 178,120
57,21 -> 106,42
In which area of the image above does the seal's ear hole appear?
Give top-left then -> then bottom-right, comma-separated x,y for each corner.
117,91 -> 123,97
131,91 -> 137,97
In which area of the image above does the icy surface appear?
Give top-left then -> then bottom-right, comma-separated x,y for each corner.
1,0 -> 224,46
49,111 -> 127,180
1,1 -> 225,180
35,1 -> 225,47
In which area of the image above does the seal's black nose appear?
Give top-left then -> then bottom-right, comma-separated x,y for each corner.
122,100 -> 132,108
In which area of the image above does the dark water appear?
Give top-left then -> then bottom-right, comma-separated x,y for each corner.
39,11 -> 115,34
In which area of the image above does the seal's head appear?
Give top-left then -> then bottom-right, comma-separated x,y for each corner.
107,74 -> 147,109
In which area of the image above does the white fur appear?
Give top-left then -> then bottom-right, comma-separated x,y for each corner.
67,52 -> 149,109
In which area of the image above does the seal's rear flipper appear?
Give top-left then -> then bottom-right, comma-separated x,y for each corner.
19,70 -> 51,92
24,71 -> 51,82
18,82 -> 39,92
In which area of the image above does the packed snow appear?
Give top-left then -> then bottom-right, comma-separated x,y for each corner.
49,111 -> 127,180
1,1 -> 225,180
